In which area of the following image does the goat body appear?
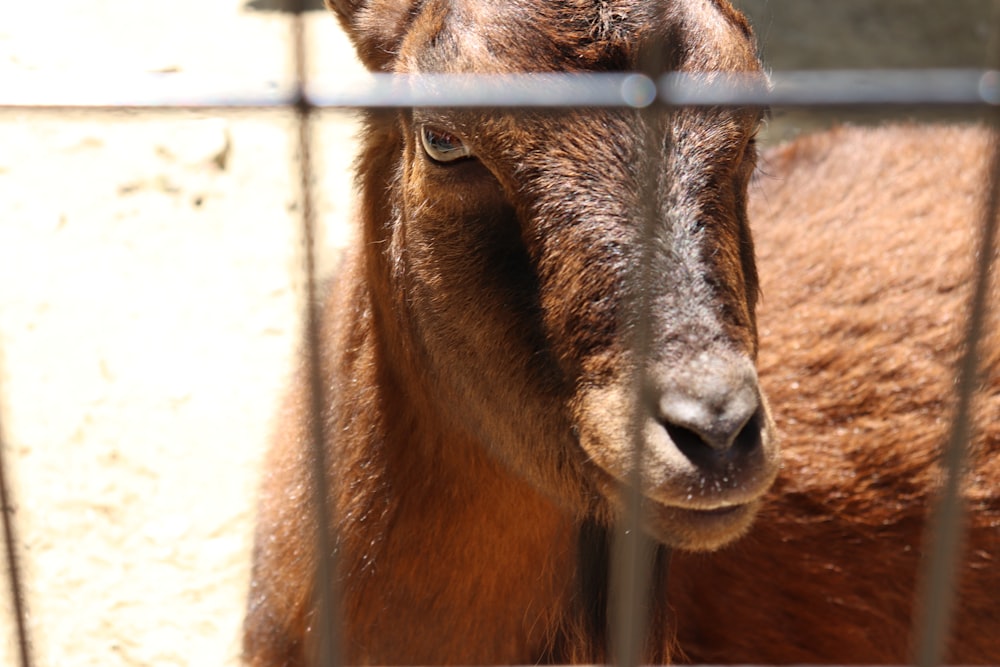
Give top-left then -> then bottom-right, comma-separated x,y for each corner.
244,0 -> 775,664
670,123 -> 1000,665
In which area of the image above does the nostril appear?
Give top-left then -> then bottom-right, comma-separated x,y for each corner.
732,410 -> 762,454
664,421 -> 714,466
663,409 -> 763,469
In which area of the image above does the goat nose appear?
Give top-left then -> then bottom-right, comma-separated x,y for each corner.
656,363 -> 763,460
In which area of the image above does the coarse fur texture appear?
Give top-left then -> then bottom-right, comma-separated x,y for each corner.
669,123 -> 1000,665
244,0 -> 776,665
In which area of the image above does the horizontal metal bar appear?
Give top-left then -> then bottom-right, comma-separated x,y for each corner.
309,72 -> 659,108
665,69 -> 1000,107
0,72 -> 297,110
1,69 -> 998,110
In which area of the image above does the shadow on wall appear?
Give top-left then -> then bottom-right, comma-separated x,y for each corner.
732,0 -> 996,142
734,0 -> 993,69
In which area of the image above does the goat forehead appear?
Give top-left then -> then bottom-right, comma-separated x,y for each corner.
399,0 -> 759,74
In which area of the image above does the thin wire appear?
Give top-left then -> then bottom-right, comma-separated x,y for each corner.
0,409 -> 32,667
912,7 -> 1000,665
289,4 -> 341,666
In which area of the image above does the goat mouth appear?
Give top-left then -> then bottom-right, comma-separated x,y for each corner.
640,498 -> 759,550
678,503 -> 746,517
582,459 -> 768,549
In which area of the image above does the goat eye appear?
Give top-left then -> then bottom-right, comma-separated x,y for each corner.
420,126 -> 472,163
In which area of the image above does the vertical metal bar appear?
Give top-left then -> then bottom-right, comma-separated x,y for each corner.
0,412 -> 32,667
610,111 -> 659,667
912,8 -> 1000,661
612,266 -> 656,667
912,120 -> 1000,667
611,56 -> 670,667
289,3 -> 341,666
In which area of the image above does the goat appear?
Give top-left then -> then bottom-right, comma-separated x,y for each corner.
669,123 -> 1000,665
243,0 -> 776,664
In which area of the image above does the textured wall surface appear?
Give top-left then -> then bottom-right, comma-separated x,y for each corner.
0,3 -> 362,665
734,0 -> 995,140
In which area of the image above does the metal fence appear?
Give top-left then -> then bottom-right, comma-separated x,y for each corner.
1,3 -> 998,667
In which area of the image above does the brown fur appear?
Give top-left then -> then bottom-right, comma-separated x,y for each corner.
244,1 -> 777,665
669,123 -> 1000,664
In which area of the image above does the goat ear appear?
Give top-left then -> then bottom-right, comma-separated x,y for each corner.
325,0 -> 416,71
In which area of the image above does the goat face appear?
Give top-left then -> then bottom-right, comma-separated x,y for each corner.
334,0 -> 778,550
